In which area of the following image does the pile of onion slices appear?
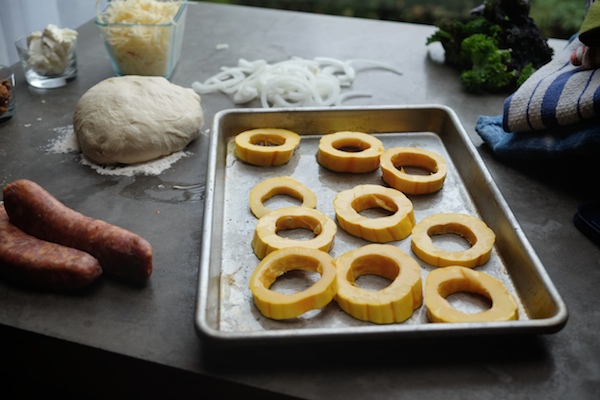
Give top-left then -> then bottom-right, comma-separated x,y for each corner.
191,57 -> 402,108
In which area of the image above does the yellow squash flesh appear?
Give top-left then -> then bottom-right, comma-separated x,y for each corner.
249,247 -> 338,320
235,128 -> 301,166
424,266 -> 518,323
411,213 -> 496,268
334,244 -> 423,324
333,184 -> 415,243
252,206 -> 337,259
317,131 -> 385,173
249,176 -> 317,218
380,147 -> 447,195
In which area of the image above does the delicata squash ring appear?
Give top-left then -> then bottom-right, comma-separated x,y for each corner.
249,176 -> 317,218
411,213 -> 496,268
334,244 -> 423,324
380,147 -> 448,195
317,131 -> 385,173
252,206 -> 337,259
249,247 -> 338,320
235,128 -> 301,166
424,266 -> 518,323
333,184 -> 415,243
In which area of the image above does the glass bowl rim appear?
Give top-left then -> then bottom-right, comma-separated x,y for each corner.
95,0 -> 188,28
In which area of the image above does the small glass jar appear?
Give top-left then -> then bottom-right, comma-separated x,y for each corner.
95,0 -> 188,79
0,65 -> 15,122
15,34 -> 78,89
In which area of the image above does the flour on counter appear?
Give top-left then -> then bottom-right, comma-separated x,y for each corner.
80,151 -> 191,177
47,125 -> 79,153
46,125 -> 192,176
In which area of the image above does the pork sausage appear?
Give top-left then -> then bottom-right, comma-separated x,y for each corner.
0,205 -> 102,290
3,179 -> 153,284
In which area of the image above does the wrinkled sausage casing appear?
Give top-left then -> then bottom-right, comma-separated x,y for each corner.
0,205 -> 102,290
3,179 -> 153,284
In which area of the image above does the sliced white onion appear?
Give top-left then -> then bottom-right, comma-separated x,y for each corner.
191,56 -> 401,108
336,91 -> 374,105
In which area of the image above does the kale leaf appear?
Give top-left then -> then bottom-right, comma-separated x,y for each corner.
427,0 -> 553,93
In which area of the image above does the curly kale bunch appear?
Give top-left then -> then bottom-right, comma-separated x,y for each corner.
427,0 -> 553,93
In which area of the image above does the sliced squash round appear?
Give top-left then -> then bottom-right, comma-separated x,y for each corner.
252,206 -> 337,259
334,244 -> 423,324
249,176 -> 317,218
333,184 -> 415,243
424,265 -> 518,323
317,131 -> 385,173
411,213 -> 496,268
235,128 -> 301,166
249,247 -> 338,320
380,147 -> 447,195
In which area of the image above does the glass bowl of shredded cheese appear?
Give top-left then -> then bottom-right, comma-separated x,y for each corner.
95,0 -> 188,78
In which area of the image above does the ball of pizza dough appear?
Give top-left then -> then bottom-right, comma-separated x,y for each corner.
74,76 -> 204,165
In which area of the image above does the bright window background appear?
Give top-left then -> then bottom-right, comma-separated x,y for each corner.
0,0 -> 96,66
0,0 -> 588,66
198,0 -> 587,39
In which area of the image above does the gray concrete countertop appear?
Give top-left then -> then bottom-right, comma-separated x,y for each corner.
1,2 -> 598,399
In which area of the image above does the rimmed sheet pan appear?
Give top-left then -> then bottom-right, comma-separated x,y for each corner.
195,105 -> 568,346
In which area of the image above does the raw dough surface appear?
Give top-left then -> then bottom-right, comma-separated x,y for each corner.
74,76 -> 204,165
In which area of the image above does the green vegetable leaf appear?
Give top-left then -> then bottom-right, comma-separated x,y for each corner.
459,33 -> 515,93
426,0 -> 553,93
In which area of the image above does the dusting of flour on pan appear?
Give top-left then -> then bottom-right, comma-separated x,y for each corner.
46,125 -> 191,176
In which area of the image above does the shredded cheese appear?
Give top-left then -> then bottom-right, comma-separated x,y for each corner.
96,0 -> 184,76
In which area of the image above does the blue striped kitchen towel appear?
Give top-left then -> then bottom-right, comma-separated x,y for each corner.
476,115 -> 600,159
503,36 -> 600,133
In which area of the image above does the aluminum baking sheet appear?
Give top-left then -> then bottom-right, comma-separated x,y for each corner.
195,105 -> 568,346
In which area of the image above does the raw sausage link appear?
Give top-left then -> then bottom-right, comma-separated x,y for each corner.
0,205 -> 102,290
3,179 -> 153,284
